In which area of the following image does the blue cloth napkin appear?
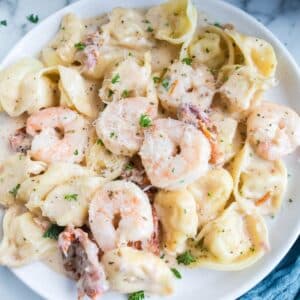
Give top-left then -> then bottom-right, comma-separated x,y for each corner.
240,237 -> 300,300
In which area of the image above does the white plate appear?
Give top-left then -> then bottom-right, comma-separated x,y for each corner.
1,0 -> 300,299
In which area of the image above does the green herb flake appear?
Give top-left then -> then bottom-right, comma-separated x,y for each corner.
171,268 -> 182,279
112,73 -> 120,84
43,224 -> 65,240
207,192 -> 212,197
74,149 -> 79,155
125,163 -> 134,171
122,90 -> 129,98
64,194 -> 78,201
214,22 -> 222,28
146,26 -> 154,32
139,114 -> 152,128
161,78 -> 170,90
97,139 -> 104,146
128,290 -> 144,300
182,57 -> 192,65
108,89 -> 114,97
74,42 -> 86,51
9,183 -> 20,198
142,20 -> 150,24
153,76 -> 160,84
176,251 -> 196,265
0,20 -> 7,26
110,132 -> 117,138
27,14 -> 39,24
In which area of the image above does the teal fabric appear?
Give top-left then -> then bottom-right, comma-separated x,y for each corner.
240,238 -> 300,300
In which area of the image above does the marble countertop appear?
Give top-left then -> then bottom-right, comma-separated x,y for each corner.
0,0 -> 299,299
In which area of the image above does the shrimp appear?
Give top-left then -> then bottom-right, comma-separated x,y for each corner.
157,61 -> 215,115
89,180 -> 154,253
247,102 -> 300,160
58,226 -> 109,300
26,107 -> 89,164
95,97 -> 157,156
140,118 -> 211,190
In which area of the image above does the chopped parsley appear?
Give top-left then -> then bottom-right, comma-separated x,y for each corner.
153,76 -> 160,84
108,89 -> 114,97
122,90 -> 129,98
161,78 -> 170,90
142,20 -> 150,24
139,114 -> 152,128
182,57 -> 192,66
74,149 -> 79,155
205,48 -> 210,53
171,268 -> 182,279
97,139 -> 104,146
9,183 -> 20,198
43,224 -> 65,240
176,251 -> 196,265
112,73 -> 120,84
74,42 -> 86,50
27,14 -> 39,24
64,194 -> 78,201
146,26 -> 154,32
110,131 -> 117,138
213,22 -> 222,28
125,163 -> 134,171
0,20 -> 7,26
128,291 -> 144,300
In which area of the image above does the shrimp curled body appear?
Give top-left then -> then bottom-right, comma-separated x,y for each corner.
89,180 -> 154,252
247,102 -> 300,160
26,107 -> 89,164
140,118 -> 211,190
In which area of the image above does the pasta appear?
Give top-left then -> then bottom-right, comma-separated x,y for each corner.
188,203 -> 269,270
230,143 -> 287,216
187,168 -> 233,228
154,189 -> 198,254
102,247 -> 174,295
0,0 -> 299,298
0,205 -> 56,267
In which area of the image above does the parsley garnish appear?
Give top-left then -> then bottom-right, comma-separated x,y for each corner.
112,73 -> 120,84
125,163 -> 134,171
110,132 -> 117,138
214,22 -> 222,28
74,149 -> 78,155
74,42 -> 86,50
153,76 -> 160,84
171,268 -> 182,279
27,14 -> 39,24
122,90 -> 129,98
176,251 -> 196,265
146,26 -> 154,32
128,291 -> 144,300
161,78 -> 170,90
182,57 -> 192,65
43,224 -> 65,240
9,183 -> 20,198
0,20 -> 7,26
97,139 -> 104,146
139,114 -> 152,128
108,89 -> 114,97
64,194 -> 78,201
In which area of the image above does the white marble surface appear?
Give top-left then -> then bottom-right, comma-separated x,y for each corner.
0,0 -> 299,299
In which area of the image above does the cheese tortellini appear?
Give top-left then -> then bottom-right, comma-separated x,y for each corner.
17,163 -> 95,214
146,0 -> 197,44
0,206 -> 56,267
187,168 -> 233,228
230,143 -> 287,215
0,58 -> 44,116
189,203 -> 269,270
154,189 -> 198,255
85,141 -> 128,181
42,14 -> 84,66
102,247 -> 174,295
41,176 -> 103,227
0,154 -> 47,207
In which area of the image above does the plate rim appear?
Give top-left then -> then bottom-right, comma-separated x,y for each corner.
1,0 -> 299,299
